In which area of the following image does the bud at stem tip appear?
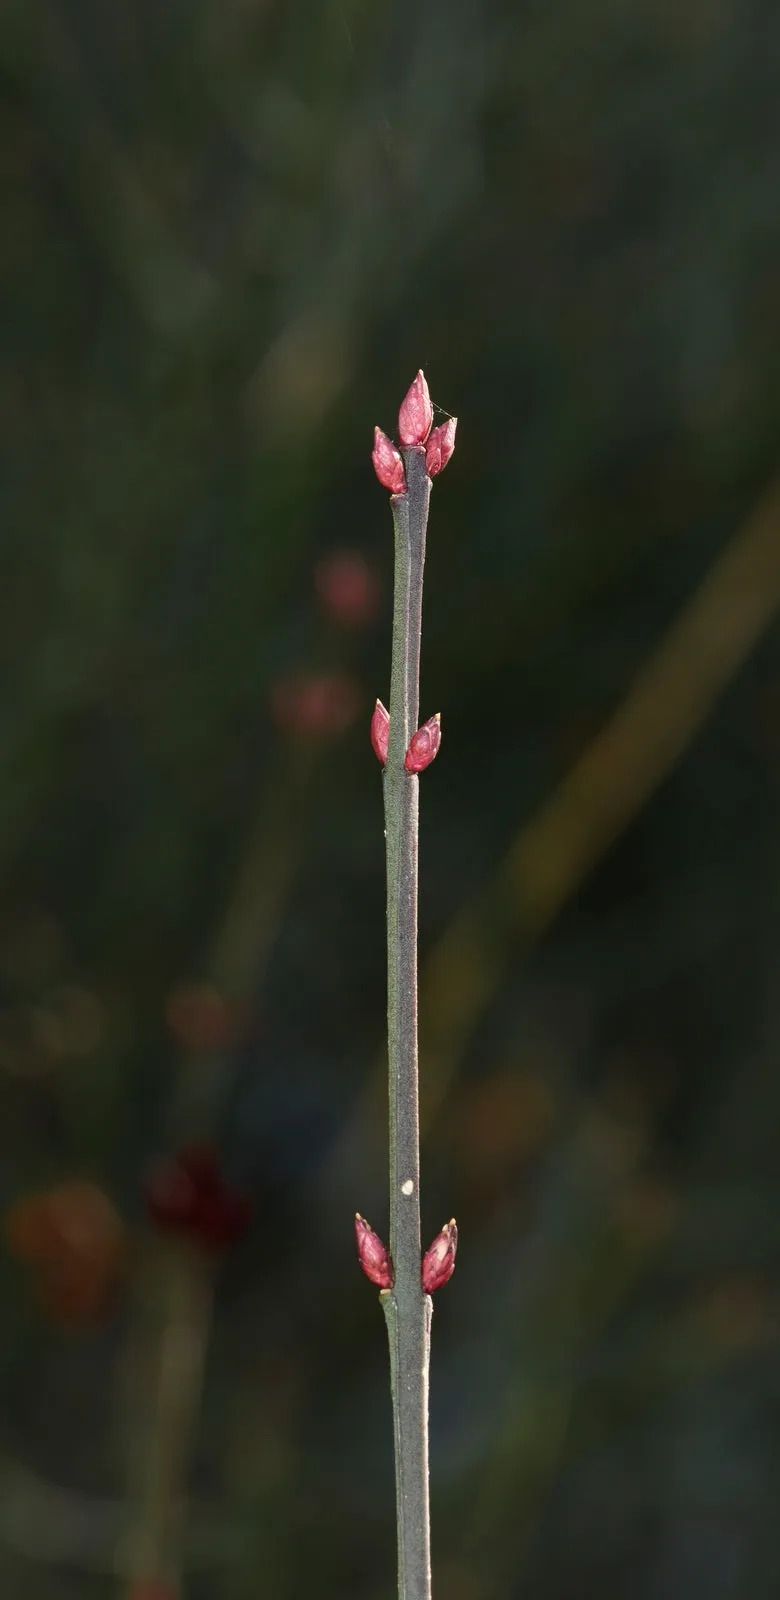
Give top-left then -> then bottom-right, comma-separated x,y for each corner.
398,370 -> 433,448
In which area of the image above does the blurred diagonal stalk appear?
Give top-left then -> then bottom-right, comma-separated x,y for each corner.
416,475 -> 780,1120
120,745 -> 318,1598
381,446 -> 433,1600
331,474 -> 780,1183
172,742 -> 318,1136
120,1243 -> 213,1599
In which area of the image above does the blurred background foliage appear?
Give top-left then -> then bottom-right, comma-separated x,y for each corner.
2,0 -> 780,1595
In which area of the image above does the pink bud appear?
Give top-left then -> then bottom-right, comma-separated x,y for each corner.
372,428 -> 407,495
355,1213 -> 394,1289
371,699 -> 390,766
398,370 -> 433,448
425,417 -> 457,479
404,713 -> 441,774
421,1219 -> 458,1293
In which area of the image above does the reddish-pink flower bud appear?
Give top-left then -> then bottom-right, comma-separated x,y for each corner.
421,1219 -> 458,1293
355,1213 -> 394,1289
398,370 -> 433,448
404,713 -> 441,774
425,417 -> 457,479
372,428 -> 407,495
371,699 -> 390,766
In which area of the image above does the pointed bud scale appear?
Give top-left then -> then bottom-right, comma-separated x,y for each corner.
372,428 -> 407,495
355,1213 -> 394,1289
421,1219 -> 458,1293
404,713 -> 441,774
398,370 -> 433,447
371,699 -> 390,766
425,417 -> 457,479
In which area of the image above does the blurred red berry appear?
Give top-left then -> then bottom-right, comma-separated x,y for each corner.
315,551 -> 381,628
372,428 -> 407,495
129,1583 -> 176,1600
425,417 -> 457,479
145,1144 -> 251,1254
165,984 -> 233,1054
371,699 -> 390,766
398,370 -> 433,448
355,1213 -> 394,1289
421,1219 -> 457,1293
404,714 -> 441,774
6,1180 -> 125,1325
270,671 -> 362,739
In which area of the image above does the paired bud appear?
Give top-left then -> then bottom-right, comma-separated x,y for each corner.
371,700 -> 390,766
405,714 -> 441,774
398,370 -> 433,448
372,428 -> 407,496
425,417 -> 457,480
355,1213 -> 394,1289
421,1219 -> 458,1293
356,1211 -> 457,1294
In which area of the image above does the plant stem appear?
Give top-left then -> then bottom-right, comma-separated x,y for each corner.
119,1242 -> 213,1598
381,444 -> 433,1600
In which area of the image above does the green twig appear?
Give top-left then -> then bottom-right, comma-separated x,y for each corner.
381,444 -> 433,1600
119,1242 -> 213,1598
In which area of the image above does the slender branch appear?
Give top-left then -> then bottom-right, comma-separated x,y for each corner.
119,1242 -> 213,1598
381,443 -> 432,1600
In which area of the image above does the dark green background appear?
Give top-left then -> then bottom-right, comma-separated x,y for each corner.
2,0 -> 780,1595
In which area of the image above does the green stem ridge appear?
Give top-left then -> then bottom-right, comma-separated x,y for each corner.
382,444 -> 433,1600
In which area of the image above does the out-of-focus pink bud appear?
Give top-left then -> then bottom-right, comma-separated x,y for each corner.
315,550 -> 381,628
145,1144 -> 252,1254
404,714 -> 441,774
372,428 -> 407,495
355,1213 -> 394,1289
371,700 -> 390,766
421,1219 -> 458,1293
425,417 -> 457,479
6,1180 -> 125,1326
398,370 -> 433,448
270,671 -> 362,739
166,984 -> 233,1054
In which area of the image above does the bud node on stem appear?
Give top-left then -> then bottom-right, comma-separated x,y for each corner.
355,1213 -> 394,1289
425,417 -> 457,479
404,714 -> 442,774
421,1220 -> 458,1293
372,428 -> 407,496
371,699 -> 390,766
